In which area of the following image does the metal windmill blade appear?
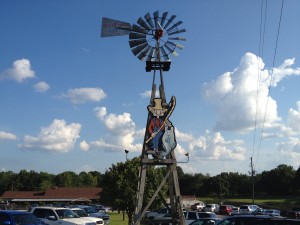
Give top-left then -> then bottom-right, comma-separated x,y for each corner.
160,46 -> 170,61
146,47 -> 155,61
144,12 -> 155,29
137,45 -> 151,61
166,40 -> 184,50
164,43 -> 179,57
132,24 -> 148,34
163,15 -> 176,30
129,39 -> 147,48
153,11 -> 160,29
137,17 -> 151,31
167,21 -> 183,32
169,37 -> 186,41
160,12 -> 168,27
168,29 -> 186,36
131,42 -> 148,56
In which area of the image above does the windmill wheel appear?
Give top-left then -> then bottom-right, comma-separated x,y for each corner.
129,11 -> 186,62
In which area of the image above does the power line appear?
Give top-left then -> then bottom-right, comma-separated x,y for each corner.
252,0 -> 268,158
254,0 -> 285,169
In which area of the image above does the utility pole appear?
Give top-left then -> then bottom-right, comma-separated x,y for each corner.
219,176 -> 223,205
249,157 -> 255,204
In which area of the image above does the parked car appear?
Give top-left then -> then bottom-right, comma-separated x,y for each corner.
239,205 -> 260,214
261,209 -> 281,217
190,218 -> 222,225
152,211 -> 218,225
288,207 -> 300,219
218,205 -> 233,215
90,205 -> 107,213
0,210 -> 44,225
71,208 -> 104,224
231,206 -> 240,215
31,206 -> 96,225
145,207 -> 170,219
204,204 -> 219,213
248,217 -> 300,225
152,212 -> 184,225
185,211 -> 218,225
191,202 -> 206,211
29,204 -> 39,211
216,215 -> 272,225
74,205 -> 109,225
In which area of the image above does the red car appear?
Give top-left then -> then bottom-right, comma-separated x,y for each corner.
219,205 -> 233,215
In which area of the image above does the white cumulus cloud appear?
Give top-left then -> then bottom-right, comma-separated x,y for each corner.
276,137 -> 300,168
84,107 -> 142,152
201,52 -> 300,132
287,101 -> 300,133
60,87 -> 107,104
80,140 -> 90,151
140,90 -> 159,98
175,129 -> 246,161
0,131 -> 17,140
20,119 -> 81,153
0,59 -> 35,83
34,81 -> 50,92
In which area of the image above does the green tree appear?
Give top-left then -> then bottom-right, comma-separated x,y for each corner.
0,171 -> 16,194
38,172 -> 55,191
292,166 -> 300,193
88,171 -> 103,186
100,157 -> 166,225
179,173 -> 195,195
16,170 -> 40,191
79,172 -> 98,187
226,172 -> 241,196
55,171 -> 79,187
259,164 -> 295,195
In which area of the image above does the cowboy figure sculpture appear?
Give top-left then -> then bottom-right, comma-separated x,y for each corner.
146,97 -> 177,158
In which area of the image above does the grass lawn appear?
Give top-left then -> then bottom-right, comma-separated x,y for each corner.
109,211 -> 128,225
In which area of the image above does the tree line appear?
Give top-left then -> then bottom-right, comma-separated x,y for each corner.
1,161 -> 300,198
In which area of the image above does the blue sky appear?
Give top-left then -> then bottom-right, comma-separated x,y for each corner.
1,0 -> 300,176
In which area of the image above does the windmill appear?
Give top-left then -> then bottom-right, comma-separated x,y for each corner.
101,11 -> 187,225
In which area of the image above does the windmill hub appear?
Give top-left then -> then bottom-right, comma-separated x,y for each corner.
155,29 -> 164,40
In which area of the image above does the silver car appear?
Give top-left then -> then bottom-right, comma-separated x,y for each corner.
239,205 -> 259,214
75,205 -> 109,225
204,204 -> 219,213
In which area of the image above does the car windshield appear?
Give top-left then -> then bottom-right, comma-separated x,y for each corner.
84,207 -> 97,213
158,208 -> 168,214
55,209 -> 79,219
72,210 -> 88,217
198,213 -> 217,218
191,219 -> 218,225
12,214 -> 40,225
